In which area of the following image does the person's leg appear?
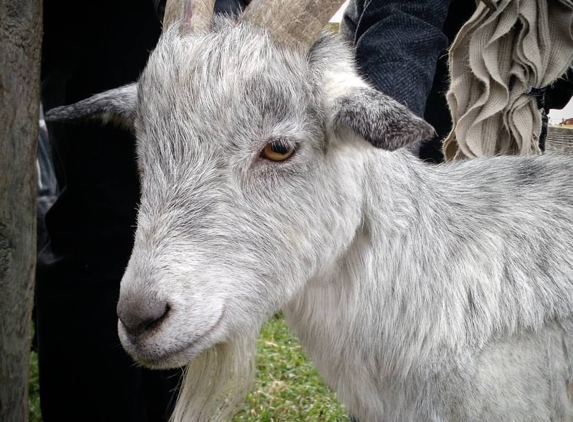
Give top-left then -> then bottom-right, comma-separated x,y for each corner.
341,0 -> 453,118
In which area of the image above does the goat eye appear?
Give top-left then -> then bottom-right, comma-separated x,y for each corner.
261,140 -> 295,162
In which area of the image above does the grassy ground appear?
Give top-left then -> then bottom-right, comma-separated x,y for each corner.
29,350 -> 41,422
29,314 -> 349,422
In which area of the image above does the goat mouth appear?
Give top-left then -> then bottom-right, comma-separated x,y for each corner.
129,309 -> 227,369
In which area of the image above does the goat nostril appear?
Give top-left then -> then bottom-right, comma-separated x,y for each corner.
118,301 -> 170,338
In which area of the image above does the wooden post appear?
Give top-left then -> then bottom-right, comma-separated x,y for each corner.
0,0 -> 43,421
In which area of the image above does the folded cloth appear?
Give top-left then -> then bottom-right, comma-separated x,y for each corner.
444,0 -> 573,160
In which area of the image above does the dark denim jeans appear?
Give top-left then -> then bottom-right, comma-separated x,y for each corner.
341,0 -> 475,162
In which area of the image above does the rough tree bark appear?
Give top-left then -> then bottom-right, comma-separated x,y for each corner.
0,0 -> 43,421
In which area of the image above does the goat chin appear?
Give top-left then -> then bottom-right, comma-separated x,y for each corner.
170,334 -> 257,422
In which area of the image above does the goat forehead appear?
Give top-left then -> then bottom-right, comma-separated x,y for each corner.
135,25 -> 323,177
138,23 -> 315,117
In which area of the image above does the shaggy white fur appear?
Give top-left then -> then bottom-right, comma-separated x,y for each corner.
47,17 -> 573,422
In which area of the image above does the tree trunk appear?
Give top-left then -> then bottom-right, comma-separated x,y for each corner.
0,0 -> 43,421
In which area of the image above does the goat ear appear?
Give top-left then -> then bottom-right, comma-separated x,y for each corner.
332,87 -> 435,151
45,84 -> 137,130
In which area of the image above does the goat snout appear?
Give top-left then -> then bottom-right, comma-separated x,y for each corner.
117,295 -> 170,338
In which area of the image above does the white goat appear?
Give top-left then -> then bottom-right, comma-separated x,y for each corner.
46,0 -> 573,421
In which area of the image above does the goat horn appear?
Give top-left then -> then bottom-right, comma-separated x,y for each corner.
241,0 -> 347,47
163,0 -> 216,32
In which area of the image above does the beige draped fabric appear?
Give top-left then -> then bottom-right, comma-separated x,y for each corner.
444,0 -> 573,160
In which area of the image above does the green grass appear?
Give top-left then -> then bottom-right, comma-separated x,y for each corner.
234,315 -> 349,421
29,315 -> 349,422
29,350 -> 42,422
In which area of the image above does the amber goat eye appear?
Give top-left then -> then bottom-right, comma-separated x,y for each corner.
261,140 -> 296,162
